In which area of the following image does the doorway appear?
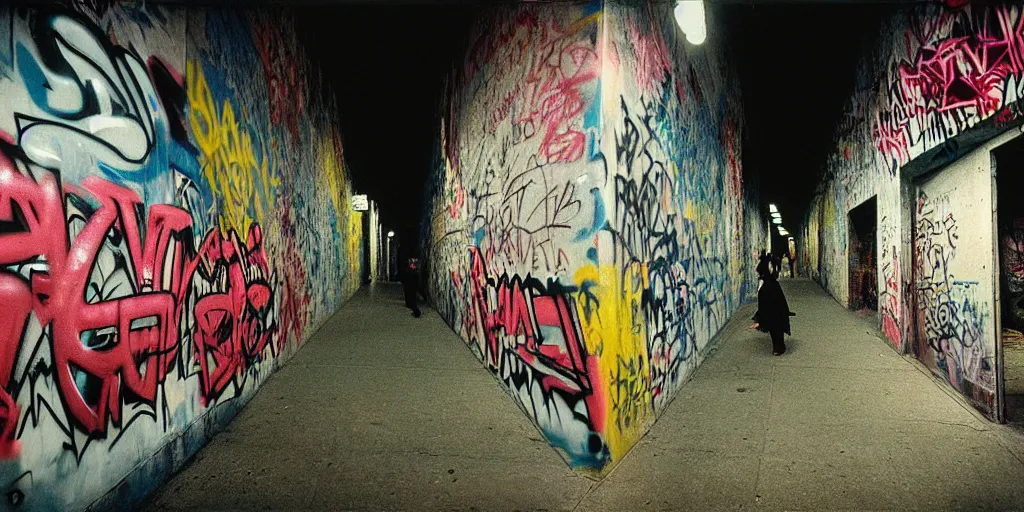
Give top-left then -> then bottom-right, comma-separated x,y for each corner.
994,137 -> 1024,423
911,144 -> 999,420
848,197 -> 878,311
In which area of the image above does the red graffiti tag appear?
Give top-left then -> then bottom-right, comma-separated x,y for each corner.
465,248 -> 592,395
626,15 -> 671,96
881,255 -> 901,346
188,225 -> 275,404
252,12 -> 305,144
0,149 -> 278,444
875,5 -> 1024,168
0,158 -> 191,437
467,9 -> 599,164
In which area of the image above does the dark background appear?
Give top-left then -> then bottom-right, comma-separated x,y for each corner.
297,4 -> 479,249
296,1 -> 898,249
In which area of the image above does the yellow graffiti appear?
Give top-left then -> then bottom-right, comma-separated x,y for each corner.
683,199 -> 716,240
574,262 -> 651,474
347,209 -> 363,295
188,60 -> 279,240
320,136 -> 346,236
567,11 -> 602,35
313,131 -> 363,296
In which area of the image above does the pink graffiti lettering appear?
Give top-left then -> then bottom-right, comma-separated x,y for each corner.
188,225 -> 274,404
465,248 -> 593,396
468,9 -> 599,164
0,158 -> 191,436
875,6 -> 1024,168
626,15 -> 671,96
881,254 -> 901,346
0,148 -> 277,440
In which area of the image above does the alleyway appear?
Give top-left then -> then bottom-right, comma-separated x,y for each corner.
142,281 -> 1024,511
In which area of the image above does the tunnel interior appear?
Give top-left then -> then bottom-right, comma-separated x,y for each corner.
13,1 -> 1024,509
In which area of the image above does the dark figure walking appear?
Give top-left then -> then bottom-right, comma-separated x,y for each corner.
751,253 -> 794,355
403,257 -> 422,318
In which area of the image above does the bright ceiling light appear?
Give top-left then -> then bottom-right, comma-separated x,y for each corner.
769,204 -> 778,213
771,212 -> 782,218
387,231 -> 395,238
674,0 -> 706,45
772,218 -> 782,224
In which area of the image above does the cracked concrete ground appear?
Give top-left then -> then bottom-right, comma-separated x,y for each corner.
140,280 -> 1024,511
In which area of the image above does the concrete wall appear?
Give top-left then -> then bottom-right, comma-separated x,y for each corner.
422,0 -> 761,476
0,4 -> 363,510
800,1 -> 1024,417
369,200 -> 386,282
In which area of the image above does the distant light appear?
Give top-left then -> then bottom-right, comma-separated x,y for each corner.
387,231 -> 395,238
352,194 -> 369,211
769,204 -> 778,213
771,212 -> 782,218
772,218 -> 782,224
674,1 -> 706,45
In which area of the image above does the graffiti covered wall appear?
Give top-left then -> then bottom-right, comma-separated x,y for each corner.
422,0 -> 761,476
0,4 -> 363,510
800,1 -> 1024,416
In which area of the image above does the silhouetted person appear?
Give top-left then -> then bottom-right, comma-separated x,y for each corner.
771,252 -> 782,279
751,253 -> 794,356
402,256 -> 422,318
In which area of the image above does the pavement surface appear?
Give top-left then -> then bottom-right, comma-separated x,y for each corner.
141,280 -> 1024,511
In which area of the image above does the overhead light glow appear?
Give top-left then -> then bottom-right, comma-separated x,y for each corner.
772,218 -> 782,224
387,231 -> 395,238
674,0 -> 707,45
771,212 -> 782,219
769,204 -> 778,213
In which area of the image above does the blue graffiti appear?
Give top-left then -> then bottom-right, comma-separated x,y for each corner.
574,187 -> 606,241
953,280 -> 980,288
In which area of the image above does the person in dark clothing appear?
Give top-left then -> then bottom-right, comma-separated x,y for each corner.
402,256 -> 422,318
751,253 -> 794,355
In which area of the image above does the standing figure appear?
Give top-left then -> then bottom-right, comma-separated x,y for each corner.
750,253 -> 794,355
403,256 -> 422,318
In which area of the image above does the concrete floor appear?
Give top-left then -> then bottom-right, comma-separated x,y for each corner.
141,280 -> 1024,511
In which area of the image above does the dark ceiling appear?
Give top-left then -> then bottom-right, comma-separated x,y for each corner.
296,1 -> 900,247
297,4 -> 478,247
726,2 -> 895,229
